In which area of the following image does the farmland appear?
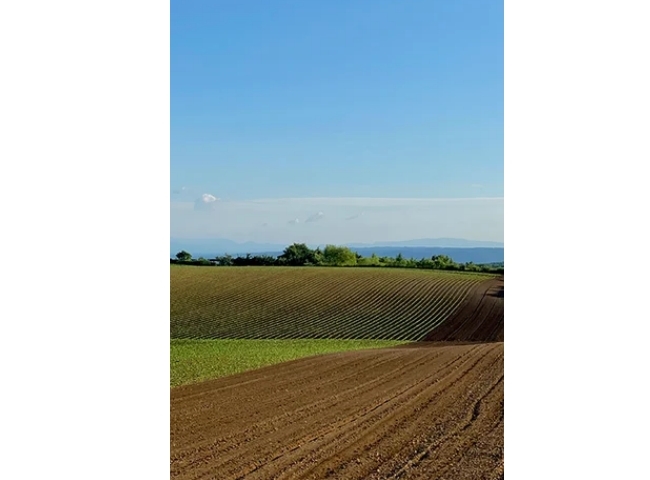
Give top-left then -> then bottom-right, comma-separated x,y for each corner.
171,338 -> 407,387
170,266 -> 504,479
171,265 -> 496,340
171,342 -> 503,480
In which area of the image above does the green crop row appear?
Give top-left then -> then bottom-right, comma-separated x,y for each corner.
171,266 -> 495,341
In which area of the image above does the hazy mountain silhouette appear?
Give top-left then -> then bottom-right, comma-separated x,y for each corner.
346,238 -> 503,248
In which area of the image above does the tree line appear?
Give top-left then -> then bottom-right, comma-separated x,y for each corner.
171,243 -> 504,274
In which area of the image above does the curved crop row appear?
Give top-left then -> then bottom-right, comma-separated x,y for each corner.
170,266 -> 497,341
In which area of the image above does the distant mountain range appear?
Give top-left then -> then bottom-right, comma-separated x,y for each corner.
346,238 -> 504,248
170,238 -> 286,256
170,237 -> 504,264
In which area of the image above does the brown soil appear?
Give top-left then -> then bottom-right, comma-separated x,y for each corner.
424,277 -> 504,342
171,278 -> 504,479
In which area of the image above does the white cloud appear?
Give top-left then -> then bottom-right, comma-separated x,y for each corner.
194,193 -> 220,211
287,218 -> 300,225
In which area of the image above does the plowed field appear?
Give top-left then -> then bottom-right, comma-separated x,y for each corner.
425,277 -> 503,342
171,275 -> 504,479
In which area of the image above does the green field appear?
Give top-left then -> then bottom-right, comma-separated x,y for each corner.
171,265 -> 494,341
171,338 -> 407,387
170,266 -> 497,386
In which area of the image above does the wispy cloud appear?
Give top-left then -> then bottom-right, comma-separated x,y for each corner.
345,211 -> 364,221
243,197 -> 503,207
171,196 -> 503,244
305,211 -> 325,223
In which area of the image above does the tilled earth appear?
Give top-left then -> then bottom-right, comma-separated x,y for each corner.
171,278 -> 504,480
424,278 -> 503,342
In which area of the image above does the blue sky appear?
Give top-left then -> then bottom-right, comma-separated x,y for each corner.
171,0 -> 503,243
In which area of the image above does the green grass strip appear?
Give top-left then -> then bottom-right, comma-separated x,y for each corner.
171,338 -> 408,388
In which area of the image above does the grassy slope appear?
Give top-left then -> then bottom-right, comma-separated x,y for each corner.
171,338 -> 407,387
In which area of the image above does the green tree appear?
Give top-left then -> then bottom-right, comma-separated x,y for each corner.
214,254 -> 233,266
322,245 -> 357,266
431,255 -> 454,269
358,253 -> 380,266
417,257 -> 434,269
278,243 -> 317,266
175,250 -> 192,262
313,247 -> 324,265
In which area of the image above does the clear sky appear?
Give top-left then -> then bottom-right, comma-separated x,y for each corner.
171,0 -> 503,244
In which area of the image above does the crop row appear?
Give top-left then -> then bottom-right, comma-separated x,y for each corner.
170,266 -> 495,340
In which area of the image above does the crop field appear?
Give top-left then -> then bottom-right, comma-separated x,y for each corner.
170,266 -> 504,479
171,338 -> 407,387
171,265 -> 496,340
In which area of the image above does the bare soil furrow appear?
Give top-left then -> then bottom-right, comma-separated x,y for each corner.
259,346 -> 501,480
171,343 -> 504,480
172,348 -> 456,472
